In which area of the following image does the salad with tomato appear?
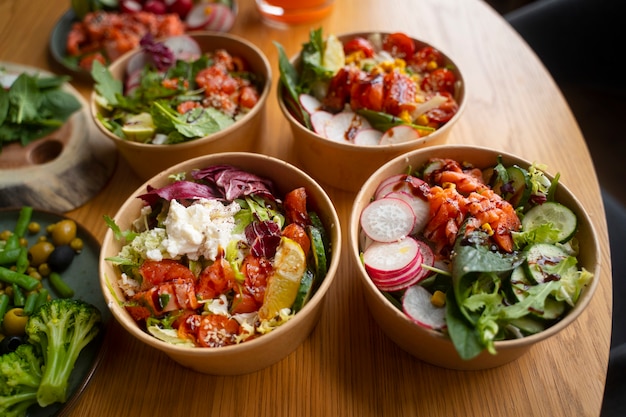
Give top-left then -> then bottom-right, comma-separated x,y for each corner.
358,156 -> 593,359
277,29 -> 462,146
92,34 -> 263,145
104,164 -> 331,348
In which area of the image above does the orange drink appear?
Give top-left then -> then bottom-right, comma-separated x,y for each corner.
255,0 -> 334,26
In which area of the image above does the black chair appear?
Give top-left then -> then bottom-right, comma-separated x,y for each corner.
504,1 -> 626,415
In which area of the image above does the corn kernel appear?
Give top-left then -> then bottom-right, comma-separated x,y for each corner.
398,110 -> 412,124
416,114 -> 429,126
431,290 -> 446,308
481,223 -> 494,236
426,60 -> 438,71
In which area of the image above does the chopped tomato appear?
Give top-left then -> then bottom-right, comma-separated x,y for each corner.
421,68 -> 457,95
382,32 -> 416,59
139,259 -> 195,291
196,314 -> 241,348
196,256 -> 236,300
344,37 -> 375,58
283,187 -> 310,227
425,92 -> 459,125
241,254 -> 271,304
281,223 -> 311,258
410,46 -> 445,72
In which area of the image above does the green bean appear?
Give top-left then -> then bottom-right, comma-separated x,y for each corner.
14,206 -> 33,238
0,248 -> 21,265
12,283 -> 25,307
0,293 -> 9,326
0,266 -> 40,291
48,272 -> 74,298
15,246 -> 29,274
23,291 -> 39,315
34,288 -> 49,311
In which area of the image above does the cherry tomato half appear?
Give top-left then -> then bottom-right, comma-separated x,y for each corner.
382,32 -> 416,59
343,37 -> 375,58
421,68 -> 457,95
425,92 -> 459,124
411,46 -> 445,71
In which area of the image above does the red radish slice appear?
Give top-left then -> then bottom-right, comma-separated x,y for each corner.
381,191 -> 430,234
310,110 -> 333,137
325,111 -> 371,143
120,0 -> 143,13
374,174 -> 430,201
143,0 -> 168,14
125,68 -> 143,95
379,124 -> 421,145
299,94 -> 322,114
402,285 -> 447,330
353,128 -> 383,146
375,239 -> 434,290
360,197 -> 415,242
363,238 -> 420,277
185,3 -> 235,32
125,51 -> 149,76
163,35 -> 202,61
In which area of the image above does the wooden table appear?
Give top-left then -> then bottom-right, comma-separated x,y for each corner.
0,0 -> 613,416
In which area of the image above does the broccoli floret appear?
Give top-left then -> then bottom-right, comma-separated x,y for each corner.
25,298 -> 102,407
0,343 -> 43,417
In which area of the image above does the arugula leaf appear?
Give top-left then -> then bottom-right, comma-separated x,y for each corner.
150,102 -> 234,139
91,60 -> 122,106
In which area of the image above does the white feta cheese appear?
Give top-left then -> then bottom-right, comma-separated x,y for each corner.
162,199 -> 243,261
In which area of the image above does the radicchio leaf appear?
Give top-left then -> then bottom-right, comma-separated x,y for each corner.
245,220 -> 281,258
193,165 -> 276,201
140,34 -> 175,71
138,181 -> 220,207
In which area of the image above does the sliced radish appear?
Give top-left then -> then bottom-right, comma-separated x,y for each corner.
360,197 -> 415,242
374,174 -> 430,201
325,111 -> 371,143
163,35 -> 202,61
310,110 -> 333,137
353,128 -> 383,146
119,0 -> 143,13
125,68 -> 143,95
125,51 -> 149,76
299,94 -> 322,114
379,124 -> 421,145
185,3 -> 235,32
402,285 -> 447,330
363,238 -> 420,278
381,191 -> 430,234
143,0 -> 168,14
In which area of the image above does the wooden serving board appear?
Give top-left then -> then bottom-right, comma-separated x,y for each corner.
0,62 -> 117,213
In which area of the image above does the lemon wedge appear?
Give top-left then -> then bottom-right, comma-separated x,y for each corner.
258,237 -> 307,321
323,34 -> 346,74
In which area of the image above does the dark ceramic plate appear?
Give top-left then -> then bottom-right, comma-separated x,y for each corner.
0,208 -> 110,417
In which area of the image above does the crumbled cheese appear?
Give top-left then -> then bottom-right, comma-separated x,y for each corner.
205,294 -> 230,316
162,199 -> 243,261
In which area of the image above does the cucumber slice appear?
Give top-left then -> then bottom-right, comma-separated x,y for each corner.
522,201 -> 578,243
292,268 -> 315,312
509,316 -> 546,335
307,224 -> 328,279
492,165 -> 530,208
536,296 -> 567,321
523,243 -> 569,284
507,266 -> 532,303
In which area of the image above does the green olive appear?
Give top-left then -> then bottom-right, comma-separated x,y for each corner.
28,241 -> 55,267
69,237 -> 84,252
2,308 -> 28,336
27,221 -> 41,234
50,219 -> 77,246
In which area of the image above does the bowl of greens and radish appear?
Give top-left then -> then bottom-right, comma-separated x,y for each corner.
99,152 -> 341,375
276,29 -> 465,192
90,32 -> 271,180
349,144 -> 600,370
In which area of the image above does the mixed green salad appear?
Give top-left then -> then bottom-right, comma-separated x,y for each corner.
359,156 -> 594,360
